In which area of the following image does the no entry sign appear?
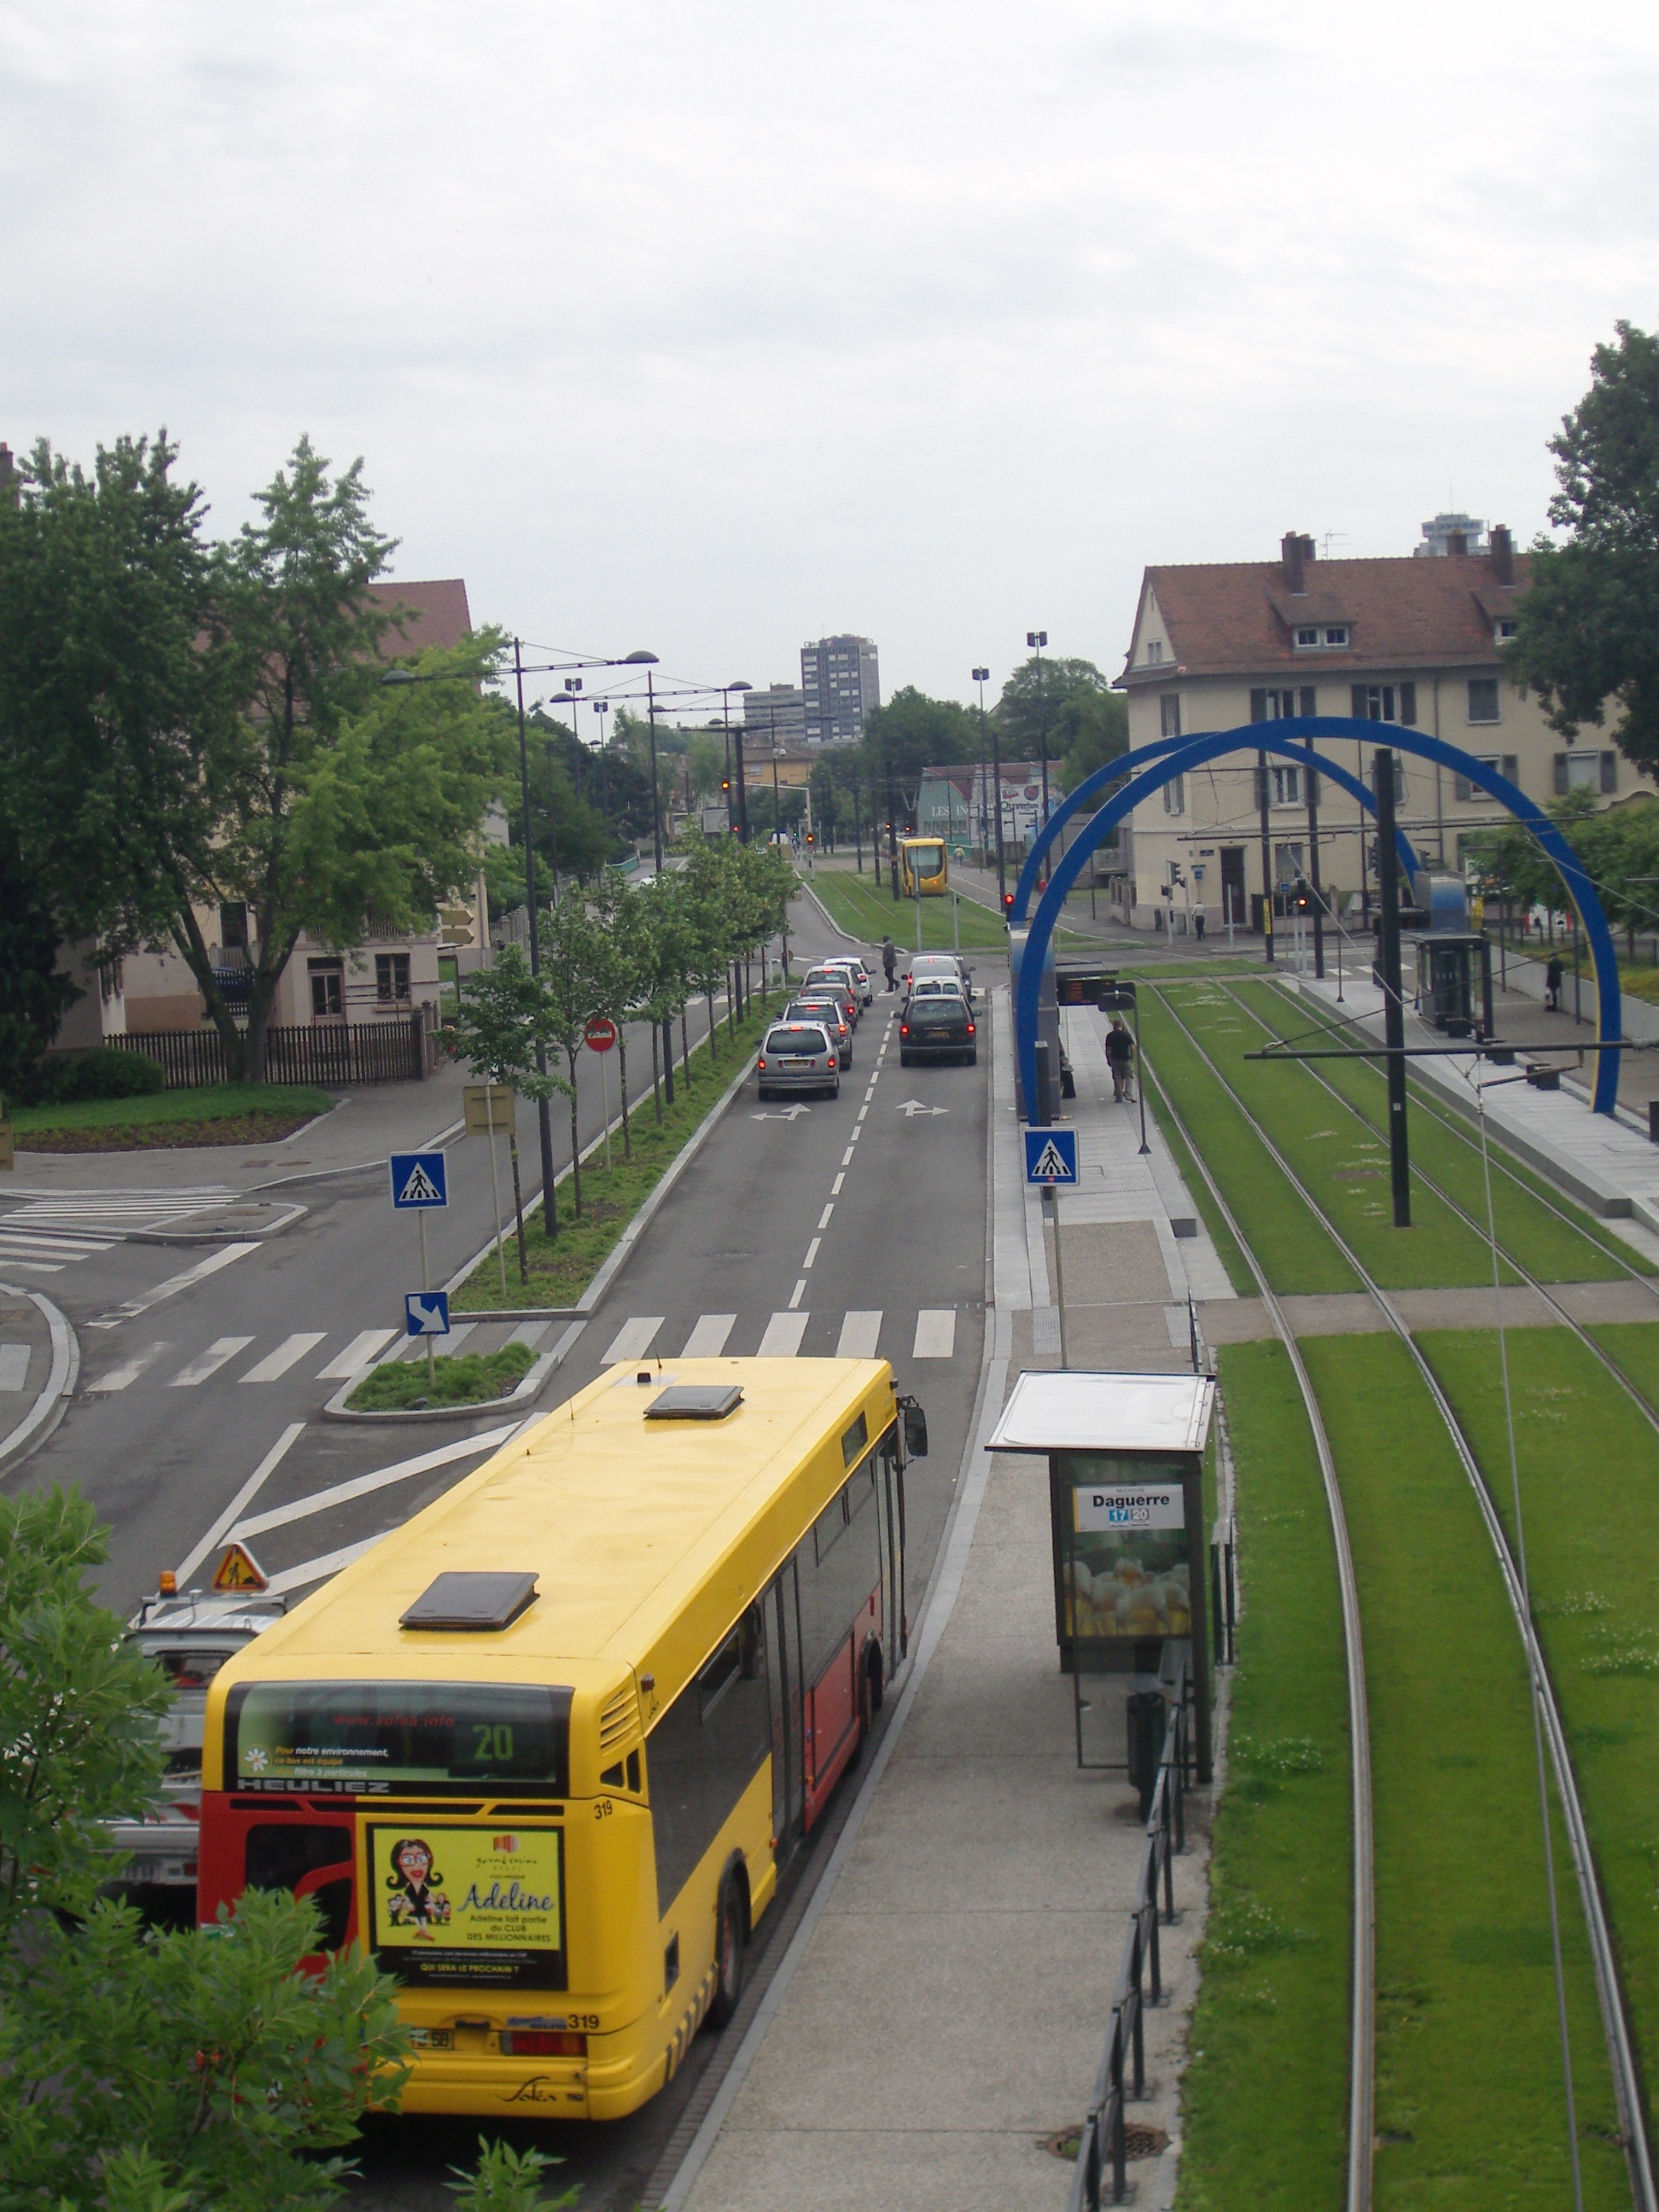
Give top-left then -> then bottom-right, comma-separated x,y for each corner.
585,1016 -> 619,1053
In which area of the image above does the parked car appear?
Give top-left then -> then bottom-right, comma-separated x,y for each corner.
107,1580 -> 288,1904
899,994 -> 977,1066
820,956 -> 874,1010
757,1021 -> 841,1099
902,952 -> 975,1004
799,967 -> 860,1027
783,995 -> 853,1068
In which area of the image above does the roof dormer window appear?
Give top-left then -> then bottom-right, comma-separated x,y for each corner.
1494,619 -> 1518,643
1145,639 -> 1164,665
1293,625 -> 1348,650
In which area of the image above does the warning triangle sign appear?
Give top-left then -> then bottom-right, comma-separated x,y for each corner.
1031,1140 -> 1074,1181
398,1162 -> 444,1205
212,1542 -> 268,1593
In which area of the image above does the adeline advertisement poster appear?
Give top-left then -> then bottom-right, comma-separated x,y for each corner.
368,1825 -> 566,1987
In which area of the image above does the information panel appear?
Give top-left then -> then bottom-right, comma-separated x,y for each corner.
367,1824 -> 566,1988
1062,1459 -> 1192,1642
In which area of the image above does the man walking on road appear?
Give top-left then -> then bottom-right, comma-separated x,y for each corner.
1546,952 -> 1563,1011
882,936 -> 898,992
1106,1016 -> 1135,1103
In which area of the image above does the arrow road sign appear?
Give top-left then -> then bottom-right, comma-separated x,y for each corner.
1024,1126 -> 1079,1185
896,1099 -> 950,1117
751,1104 -> 812,1122
405,1290 -> 451,1337
390,1150 -> 448,1209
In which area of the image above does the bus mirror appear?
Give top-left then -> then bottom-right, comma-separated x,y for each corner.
903,1403 -> 929,1458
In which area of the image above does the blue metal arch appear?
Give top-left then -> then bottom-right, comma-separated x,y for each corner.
1013,716 -> 1623,1118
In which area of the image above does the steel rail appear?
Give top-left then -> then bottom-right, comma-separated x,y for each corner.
1150,981 -> 1656,2212
1134,1049 -> 1376,2212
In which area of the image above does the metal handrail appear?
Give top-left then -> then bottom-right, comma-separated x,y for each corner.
1068,1666 -> 1191,2212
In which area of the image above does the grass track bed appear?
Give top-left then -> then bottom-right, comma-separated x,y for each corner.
1178,1341 -> 1351,2209
1303,1333 -> 1623,2207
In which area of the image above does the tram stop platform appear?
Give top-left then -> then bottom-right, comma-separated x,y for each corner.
663,990 -> 1237,2212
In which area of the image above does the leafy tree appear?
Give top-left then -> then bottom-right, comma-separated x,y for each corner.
859,687 -> 979,824
538,897 -> 606,1215
1513,323 -> 1659,774
1056,690 -> 1130,794
0,824 -> 81,1103
448,947 -> 565,1271
993,655 -> 1111,764
585,871 -> 651,1157
633,881 -> 695,1119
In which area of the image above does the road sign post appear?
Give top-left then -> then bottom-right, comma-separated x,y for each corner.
1025,1126 -> 1079,1372
390,1152 -> 449,1386
585,1018 -> 619,1173
405,1290 -> 451,1337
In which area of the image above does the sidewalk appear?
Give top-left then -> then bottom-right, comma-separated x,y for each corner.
669,989 -> 1231,2212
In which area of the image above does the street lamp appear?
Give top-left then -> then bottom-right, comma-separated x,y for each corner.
723,681 -> 753,841
972,664 -> 1007,907
1027,631 -> 1051,862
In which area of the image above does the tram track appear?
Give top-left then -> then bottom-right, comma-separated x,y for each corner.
1144,979 -> 1656,2212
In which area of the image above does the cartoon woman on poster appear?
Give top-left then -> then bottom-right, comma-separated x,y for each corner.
384,1837 -> 451,1936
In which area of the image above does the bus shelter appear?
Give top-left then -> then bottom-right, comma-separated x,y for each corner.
987,1369 -> 1214,1783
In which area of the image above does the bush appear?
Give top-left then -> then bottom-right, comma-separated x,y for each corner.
17,1047 -> 167,1106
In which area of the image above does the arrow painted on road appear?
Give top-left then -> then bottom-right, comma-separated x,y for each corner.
896,1100 -> 950,1117
752,1105 -> 812,1122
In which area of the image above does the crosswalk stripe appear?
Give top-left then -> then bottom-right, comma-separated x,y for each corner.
681,1313 -> 736,1357
434,1323 -> 477,1359
169,1336 -> 256,1388
241,1332 -> 327,1383
912,1309 -> 957,1359
507,1320 -> 550,1349
0,1255 -> 64,1273
0,1232 -> 114,1256
835,1310 -> 882,1359
317,1328 -> 399,1380
0,1345 -> 30,1392
89,1341 -> 174,1393
604,1316 -> 664,1363
757,1312 -> 810,1356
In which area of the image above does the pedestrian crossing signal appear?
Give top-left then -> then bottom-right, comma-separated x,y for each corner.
399,1163 -> 442,1203
212,1542 -> 268,1594
1023,1126 -> 1079,1185
389,1150 -> 449,1209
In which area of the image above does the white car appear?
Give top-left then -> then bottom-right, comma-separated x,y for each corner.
821,956 -> 874,1010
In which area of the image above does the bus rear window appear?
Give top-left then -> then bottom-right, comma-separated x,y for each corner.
225,1681 -> 572,1796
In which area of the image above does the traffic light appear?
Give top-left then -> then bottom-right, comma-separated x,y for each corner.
1294,877 -> 1311,913
720,778 -> 731,794
1003,892 -> 1015,917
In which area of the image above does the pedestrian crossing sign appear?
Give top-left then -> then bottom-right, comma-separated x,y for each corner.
1024,1127 -> 1078,1185
389,1150 -> 448,1209
212,1541 -> 268,1594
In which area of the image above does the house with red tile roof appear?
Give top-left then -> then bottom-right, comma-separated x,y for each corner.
1108,527 -> 1656,936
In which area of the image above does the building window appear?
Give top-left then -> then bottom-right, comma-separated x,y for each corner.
1269,765 -> 1301,807
308,960 -> 344,1020
1251,686 -> 1317,721
1494,619 -> 1518,643
1145,639 -> 1164,666
1352,683 -> 1417,725
1162,775 -> 1185,815
1466,678 -> 1501,724
1553,751 -> 1618,795
1160,694 -> 1181,738
1273,842 -> 1305,888
1293,625 -> 1348,649
375,952 -> 411,1005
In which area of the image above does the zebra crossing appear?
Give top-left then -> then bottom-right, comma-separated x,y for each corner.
0,1187 -> 240,1277
599,1307 -> 959,1364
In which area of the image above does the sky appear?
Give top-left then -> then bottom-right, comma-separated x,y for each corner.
3,0 -> 1658,719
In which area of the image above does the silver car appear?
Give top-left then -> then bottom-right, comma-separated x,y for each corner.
757,1021 -> 841,1099
821,956 -> 874,1010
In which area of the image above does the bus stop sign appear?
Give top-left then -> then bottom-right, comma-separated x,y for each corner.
1024,1126 -> 1078,1185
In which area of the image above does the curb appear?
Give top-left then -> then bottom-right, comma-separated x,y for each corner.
321,1342 -> 565,1424
0,1286 -> 79,1475
444,1041 -> 768,1321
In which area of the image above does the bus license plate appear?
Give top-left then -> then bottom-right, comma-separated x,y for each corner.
409,2029 -> 454,2050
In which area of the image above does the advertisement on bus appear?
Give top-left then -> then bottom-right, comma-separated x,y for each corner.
367,1824 -> 566,1987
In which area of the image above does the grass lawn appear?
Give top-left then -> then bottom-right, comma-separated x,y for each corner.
346,1341 -> 533,1412
1178,1342 -> 1353,2210
1304,1332 -> 1624,2208
809,866 -> 1100,958
1422,1324 -> 1659,2148
1137,1057 -> 1254,1295
12,1083 -> 333,1150
452,991 -> 788,1313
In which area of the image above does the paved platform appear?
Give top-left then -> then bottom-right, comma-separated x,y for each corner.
668,991 -> 1229,2212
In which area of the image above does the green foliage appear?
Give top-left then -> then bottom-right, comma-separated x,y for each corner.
449,946 -> 565,1106
346,1342 -> 533,1412
1,1889 -> 411,2212
859,685 -> 980,799
22,1048 -> 167,1107
446,2137 -> 579,2212
1054,689 -> 1129,793
0,823 -> 81,1100
0,1489 -> 168,1938
992,654 -> 1111,761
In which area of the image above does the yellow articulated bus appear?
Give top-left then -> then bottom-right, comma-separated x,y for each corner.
198,1358 -> 926,2121
899,836 -> 948,897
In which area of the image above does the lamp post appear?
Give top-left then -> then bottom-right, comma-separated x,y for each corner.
1027,630 -> 1050,857
723,681 -> 753,841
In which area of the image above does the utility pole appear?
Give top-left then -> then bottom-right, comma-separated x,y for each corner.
515,637 -> 558,1236
1375,746 -> 1411,1228
1255,747 -> 1275,966
1304,731 -> 1325,978
1027,631 -> 1050,863
648,667 -> 673,1104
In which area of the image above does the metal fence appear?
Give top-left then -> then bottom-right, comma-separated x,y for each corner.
106,1015 -> 428,1090
1068,1664 -> 1192,2212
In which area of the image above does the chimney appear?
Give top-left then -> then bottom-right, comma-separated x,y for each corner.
1447,529 -> 1468,559
1301,533 -> 1317,565
0,444 -> 13,493
1281,531 -> 1307,593
1490,523 -> 1514,585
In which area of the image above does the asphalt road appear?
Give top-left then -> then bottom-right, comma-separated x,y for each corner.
7,891 -> 992,2210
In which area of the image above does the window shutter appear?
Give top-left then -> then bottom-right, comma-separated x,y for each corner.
1553,754 -> 1569,796
1249,689 -> 1267,724
1299,686 -> 1317,718
1351,684 -> 1368,719
1502,755 -> 1519,785
1398,682 -> 1417,725
1601,751 -> 1618,794
1452,772 -> 1471,802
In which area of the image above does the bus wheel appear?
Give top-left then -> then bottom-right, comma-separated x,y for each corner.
708,1872 -> 747,2029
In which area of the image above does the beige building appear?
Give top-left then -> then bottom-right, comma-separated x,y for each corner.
1108,527 -> 1656,935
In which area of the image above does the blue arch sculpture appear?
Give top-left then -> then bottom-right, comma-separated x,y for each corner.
1012,717 -> 1623,1118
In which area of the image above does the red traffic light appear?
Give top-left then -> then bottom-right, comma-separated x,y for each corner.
1003,893 -> 1015,914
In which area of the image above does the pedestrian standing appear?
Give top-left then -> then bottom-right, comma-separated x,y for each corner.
1106,1016 -> 1135,1103
1546,952 -> 1563,1011
881,935 -> 898,992
1194,911 -> 1206,943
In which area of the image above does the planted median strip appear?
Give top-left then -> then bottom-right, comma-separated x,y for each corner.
11,1081 -> 333,1151
345,1340 -> 534,1412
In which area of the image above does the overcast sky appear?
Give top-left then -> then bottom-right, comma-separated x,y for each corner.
3,0 -> 1657,717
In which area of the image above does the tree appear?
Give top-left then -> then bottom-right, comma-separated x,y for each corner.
586,872 -> 651,1157
538,898 -> 606,1215
859,688 -> 979,824
0,824 -> 81,1103
993,655 -> 1112,763
1056,690 -> 1130,794
448,948 -> 565,1274
1513,323 -> 1659,775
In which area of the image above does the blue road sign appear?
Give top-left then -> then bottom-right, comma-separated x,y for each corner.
390,1150 -> 448,1209
1024,1126 -> 1079,1185
405,1290 -> 451,1337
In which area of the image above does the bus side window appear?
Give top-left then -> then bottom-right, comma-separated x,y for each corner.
245,1823 -> 354,1951
647,1625 -> 770,1913
847,1462 -> 882,1613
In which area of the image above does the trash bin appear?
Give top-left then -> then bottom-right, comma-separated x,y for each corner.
1126,1690 -> 1167,1820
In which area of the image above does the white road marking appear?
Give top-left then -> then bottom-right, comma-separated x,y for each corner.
758,1310 -> 810,1354
603,1316 -> 664,1362
835,1311 -> 882,1359
818,1204 -> 834,1230
432,1322 -> 477,1359
506,1320 -> 550,1348
231,1423 -> 519,1542
0,1232 -> 111,1256
169,1336 -> 256,1388
174,1422 -> 306,1584
787,1278 -> 807,1310
856,1105 -> 868,1123
266,1536 -> 381,1597
802,1238 -> 820,1268
88,1341 -> 174,1393
88,1241 -> 261,1330
912,1308 -> 957,1359
0,1253 -> 64,1273
317,1327 -> 399,1379
841,1150 -> 855,1168
241,1331 -> 327,1382
847,1126 -> 861,1143
831,1173 -> 845,1196
0,1345 -> 29,1391
681,1313 -> 736,1357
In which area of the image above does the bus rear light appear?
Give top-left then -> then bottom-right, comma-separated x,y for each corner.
501,2029 -> 587,2057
